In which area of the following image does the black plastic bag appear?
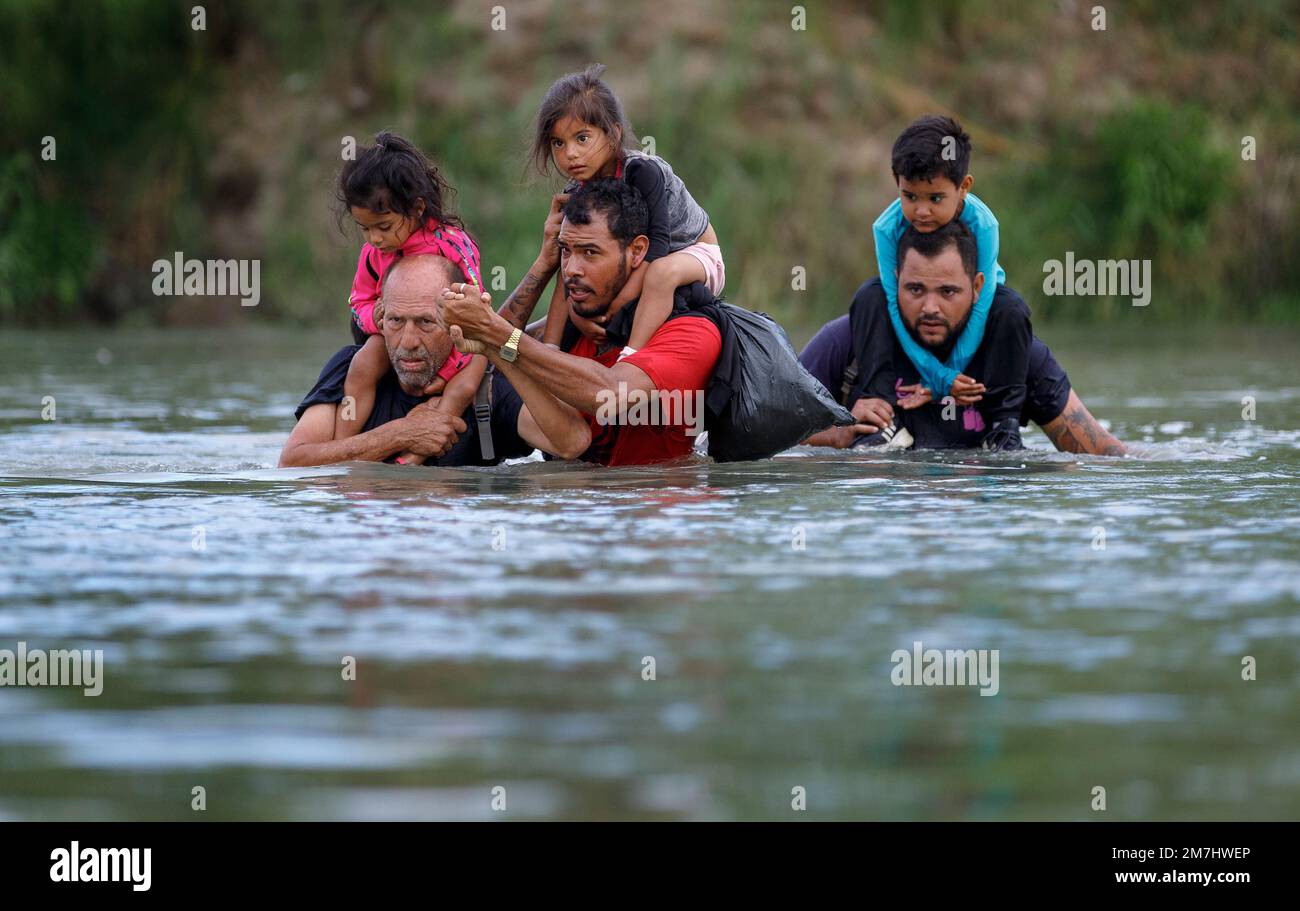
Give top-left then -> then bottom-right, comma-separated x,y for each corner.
703,302 -> 855,462
574,283 -> 855,463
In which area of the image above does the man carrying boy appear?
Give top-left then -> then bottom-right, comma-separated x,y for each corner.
855,115 -> 1036,448
801,220 -> 1124,454
800,113 -> 1123,454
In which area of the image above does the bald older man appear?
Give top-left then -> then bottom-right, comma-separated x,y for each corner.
279,255 -> 585,467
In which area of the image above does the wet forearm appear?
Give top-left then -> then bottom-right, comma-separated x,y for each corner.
493,356 -> 591,458
483,318 -> 622,415
280,421 -> 405,467
1041,393 -> 1126,456
803,427 -> 852,448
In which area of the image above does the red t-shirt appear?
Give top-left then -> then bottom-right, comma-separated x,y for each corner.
568,316 -> 722,466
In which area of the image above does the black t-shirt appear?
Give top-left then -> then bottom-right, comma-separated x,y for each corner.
294,345 -> 533,466
798,283 -> 1073,449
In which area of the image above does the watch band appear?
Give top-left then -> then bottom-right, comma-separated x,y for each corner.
500,327 -> 523,362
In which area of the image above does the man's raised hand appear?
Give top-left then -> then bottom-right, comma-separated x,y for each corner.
439,283 -> 495,355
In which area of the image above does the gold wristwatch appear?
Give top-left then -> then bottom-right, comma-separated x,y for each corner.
499,327 -> 523,363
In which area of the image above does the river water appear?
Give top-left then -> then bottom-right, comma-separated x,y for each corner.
1,326 -> 1297,820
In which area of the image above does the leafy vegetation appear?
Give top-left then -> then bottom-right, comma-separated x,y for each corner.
2,0 -> 1296,328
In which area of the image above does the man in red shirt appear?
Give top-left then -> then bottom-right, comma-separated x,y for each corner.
440,180 -> 723,467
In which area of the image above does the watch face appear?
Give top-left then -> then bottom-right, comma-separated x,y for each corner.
500,329 -> 521,363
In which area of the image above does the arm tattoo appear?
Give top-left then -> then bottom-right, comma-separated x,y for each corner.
500,268 -> 551,329
1043,402 -> 1126,456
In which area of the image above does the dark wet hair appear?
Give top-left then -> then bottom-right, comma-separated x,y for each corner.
561,178 -> 648,248
530,64 -> 637,178
897,220 -> 979,281
337,130 -> 463,231
890,114 -> 972,187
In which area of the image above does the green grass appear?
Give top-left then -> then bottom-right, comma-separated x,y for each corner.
2,0 -> 1297,329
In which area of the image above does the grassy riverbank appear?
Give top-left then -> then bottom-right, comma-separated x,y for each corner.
2,0 -> 1297,329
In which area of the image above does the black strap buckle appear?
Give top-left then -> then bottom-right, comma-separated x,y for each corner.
474,368 -> 494,461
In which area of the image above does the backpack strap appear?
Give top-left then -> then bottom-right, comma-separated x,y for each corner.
474,367 -> 494,462
846,280 -> 883,405
840,357 -> 859,407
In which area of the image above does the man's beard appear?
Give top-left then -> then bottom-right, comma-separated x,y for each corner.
387,341 -> 447,392
566,252 -> 629,321
907,307 -> 972,354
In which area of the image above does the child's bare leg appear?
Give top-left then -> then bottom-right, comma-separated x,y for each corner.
335,335 -> 389,439
540,281 -> 571,347
626,252 -> 709,352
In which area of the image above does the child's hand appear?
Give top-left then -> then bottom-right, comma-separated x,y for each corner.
394,450 -> 426,466
896,383 -> 933,410
568,308 -> 607,344
540,194 -> 570,266
949,374 -> 985,405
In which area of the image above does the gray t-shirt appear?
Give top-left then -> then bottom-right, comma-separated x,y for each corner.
564,149 -> 711,259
